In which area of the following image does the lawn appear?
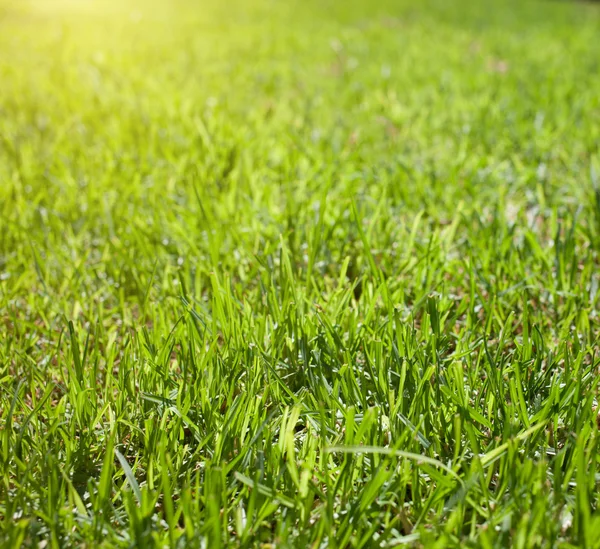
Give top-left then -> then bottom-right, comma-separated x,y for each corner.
2,0 -> 600,546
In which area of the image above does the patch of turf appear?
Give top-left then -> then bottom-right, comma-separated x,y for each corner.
1,0 -> 600,546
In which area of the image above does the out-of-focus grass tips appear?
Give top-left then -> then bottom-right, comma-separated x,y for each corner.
2,0 -> 600,546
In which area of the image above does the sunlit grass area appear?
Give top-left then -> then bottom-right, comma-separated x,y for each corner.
2,0 -> 600,546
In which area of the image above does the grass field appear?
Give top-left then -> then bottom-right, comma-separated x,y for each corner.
2,0 -> 600,546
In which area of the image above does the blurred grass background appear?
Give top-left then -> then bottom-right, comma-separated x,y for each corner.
2,0 -> 600,325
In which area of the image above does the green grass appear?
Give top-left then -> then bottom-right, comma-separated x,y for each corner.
2,0 -> 600,546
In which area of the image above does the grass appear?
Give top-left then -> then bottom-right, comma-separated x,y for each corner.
2,0 -> 600,546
